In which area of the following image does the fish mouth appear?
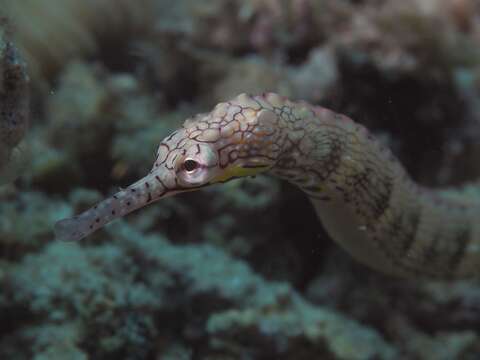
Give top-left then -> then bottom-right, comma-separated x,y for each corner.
53,169 -> 178,242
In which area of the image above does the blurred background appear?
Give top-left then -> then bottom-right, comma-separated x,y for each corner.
1,0 -> 480,359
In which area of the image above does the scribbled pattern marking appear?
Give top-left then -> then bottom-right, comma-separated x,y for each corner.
54,93 -> 480,279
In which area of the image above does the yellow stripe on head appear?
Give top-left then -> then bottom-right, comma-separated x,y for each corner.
212,165 -> 269,183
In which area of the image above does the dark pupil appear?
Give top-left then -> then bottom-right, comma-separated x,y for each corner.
183,159 -> 199,172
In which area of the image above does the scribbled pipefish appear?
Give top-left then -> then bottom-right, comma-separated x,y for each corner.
54,93 -> 480,279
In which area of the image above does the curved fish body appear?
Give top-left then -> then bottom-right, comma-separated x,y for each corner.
55,93 -> 480,279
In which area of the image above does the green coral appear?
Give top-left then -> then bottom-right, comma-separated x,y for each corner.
2,0 -> 480,358
0,191 -> 68,250
1,220 -> 396,359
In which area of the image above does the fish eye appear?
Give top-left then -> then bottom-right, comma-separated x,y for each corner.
176,144 -> 219,187
182,159 -> 200,172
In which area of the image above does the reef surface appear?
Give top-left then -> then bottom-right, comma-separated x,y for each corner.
1,1 -> 480,359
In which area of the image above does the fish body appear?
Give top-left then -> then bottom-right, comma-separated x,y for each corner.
55,93 -> 480,279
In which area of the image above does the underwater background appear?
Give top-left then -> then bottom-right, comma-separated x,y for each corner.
1,0 -> 480,359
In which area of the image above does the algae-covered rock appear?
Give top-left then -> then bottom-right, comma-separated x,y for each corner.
0,22 -> 29,184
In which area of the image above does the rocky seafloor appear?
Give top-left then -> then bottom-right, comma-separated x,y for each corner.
1,0 -> 480,359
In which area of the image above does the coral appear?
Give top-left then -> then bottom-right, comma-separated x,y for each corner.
1,222 -> 396,359
43,61 -> 173,186
187,0 -> 318,54
2,0 -> 156,81
0,323 -> 88,360
207,299 -> 396,360
305,248 -> 480,359
2,0 -> 480,358
205,55 -> 293,104
0,191 -> 69,254
391,319 -> 478,360
288,46 -> 338,103
1,239 -> 164,358
307,0 -> 480,74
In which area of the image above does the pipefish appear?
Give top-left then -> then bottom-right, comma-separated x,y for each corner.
55,93 -> 480,279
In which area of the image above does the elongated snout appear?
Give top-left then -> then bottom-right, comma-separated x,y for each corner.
54,168 -> 177,241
